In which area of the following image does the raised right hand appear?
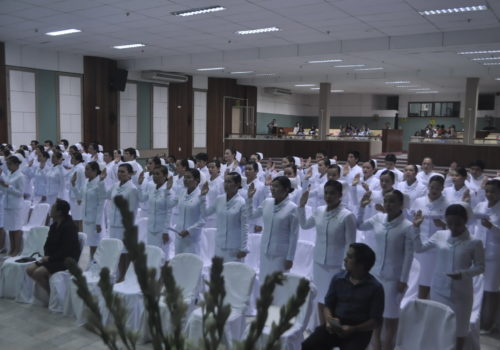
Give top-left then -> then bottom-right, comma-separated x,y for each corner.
352,173 -> 361,186
201,181 -> 209,196
413,210 -> 424,227
299,188 -> 310,208
248,183 -> 256,199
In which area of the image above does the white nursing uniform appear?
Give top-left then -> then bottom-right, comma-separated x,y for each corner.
1,169 -> 26,231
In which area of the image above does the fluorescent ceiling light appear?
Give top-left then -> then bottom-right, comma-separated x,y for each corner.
354,67 -> 384,71
409,88 -> 431,91
458,49 -> 500,54
307,59 -> 343,64
385,81 -> 410,84
230,71 -> 254,74
256,73 -> 276,76
496,78 -> 500,80
334,64 -> 365,68
295,84 -> 316,87
310,88 -> 320,90
45,29 -> 81,36
197,67 -> 225,71
396,85 -> 419,88
416,91 -> 439,94
472,57 -> 500,61
171,6 -> 225,17
113,43 -> 145,49
331,90 -> 344,93
237,27 -> 280,35
419,5 -> 487,15
483,62 -> 500,65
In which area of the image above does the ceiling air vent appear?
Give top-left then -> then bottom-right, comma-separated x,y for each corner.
264,87 -> 292,96
141,71 -> 189,83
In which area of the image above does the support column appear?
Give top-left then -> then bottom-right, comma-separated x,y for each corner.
0,42 -> 8,143
463,77 -> 479,145
318,82 -> 331,140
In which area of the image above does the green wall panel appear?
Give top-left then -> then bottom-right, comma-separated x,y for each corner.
137,82 -> 152,150
35,70 -> 58,142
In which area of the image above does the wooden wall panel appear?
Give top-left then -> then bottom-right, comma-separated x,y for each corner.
83,56 -> 118,152
168,77 -> 193,158
206,78 -> 257,158
0,42 -> 8,143
408,143 -> 500,169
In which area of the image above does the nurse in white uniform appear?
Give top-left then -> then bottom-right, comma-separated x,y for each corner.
68,152 -> 86,231
0,155 -> 26,256
201,172 -> 248,262
396,164 -> 427,217
409,175 -> 449,299
104,163 -> 139,281
413,204 -> 484,350
473,179 -> 500,332
247,176 -> 299,282
138,165 -> 171,261
27,151 -> 50,204
298,180 -> 356,325
45,152 -> 66,204
204,160 -> 224,228
241,162 -> 268,233
71,161 -> 106,260
169,168 -> 206,255
443,167 -> 471,205
357,189 -> 414,350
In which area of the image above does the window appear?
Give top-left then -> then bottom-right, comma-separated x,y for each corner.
408,102 -> 460,118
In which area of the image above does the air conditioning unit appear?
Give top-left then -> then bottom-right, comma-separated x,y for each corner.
264,87 -> 292,96
141,71 -> 189,83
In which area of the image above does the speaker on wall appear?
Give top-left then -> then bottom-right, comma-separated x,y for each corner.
110,69 -> 128,91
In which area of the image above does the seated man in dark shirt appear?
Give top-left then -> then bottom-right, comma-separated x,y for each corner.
302,243 -> 384,350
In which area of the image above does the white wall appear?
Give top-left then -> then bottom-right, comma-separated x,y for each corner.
119,83 -> 137,149
152,86 -> 168,149
193,91 -> 207,148
8,69 -> 36,146
257,88 -> 317,116
59,75 -> 82,144
5,42 -> 83,73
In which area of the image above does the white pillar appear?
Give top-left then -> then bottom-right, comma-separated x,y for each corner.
318,82 -> 331,140
463,77 -> 479,145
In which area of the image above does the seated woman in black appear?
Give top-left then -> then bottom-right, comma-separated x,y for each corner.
26,198 -> 80,294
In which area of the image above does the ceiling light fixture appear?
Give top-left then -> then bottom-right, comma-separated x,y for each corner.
472,57 -> 500,61
310,88 -> 320,90
354,67 -> 384,71
334,64 -> 365,68
237,27 -> 280,35
458,49 -> 500,54
197,67 -> 225,71
396,85 -> 419,88
307,59 -> 343,63
45,29 -> 81,36
331,90 -> 344,93
171,6 -> 226,17
496,78 -> 500,80
385,81 -> 411,84
113,43 -> 145,49
256,73 -> 276,76
419,5 -> 487,16
230,71 -> 254,74
295,84 -> 316,87
416,91 -> 439,93
483,62 -> 500,65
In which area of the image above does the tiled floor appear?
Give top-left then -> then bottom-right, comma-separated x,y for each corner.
0,297 -> 499,349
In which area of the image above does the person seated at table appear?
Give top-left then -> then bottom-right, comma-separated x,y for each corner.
26,199 -> 80,295
302,242 -> 384,350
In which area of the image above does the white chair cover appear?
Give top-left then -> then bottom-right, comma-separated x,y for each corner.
245,233 -> 262,316
21,200 -> 31,226
200,228 -> 216,268
136,217 -> 148,244
46,232 -> 87,312
0,226 -> 49,299
298,206 -> 315,243
101,245 -> 164,332
63,238 -> 123,324
247,273 -> 316,350
24,203 -> 50,229
290,240 -> 314,280
186,262 -> 256,348
140,253 -> 204,342
465,275 -> 484,350
395,299 -> 456,350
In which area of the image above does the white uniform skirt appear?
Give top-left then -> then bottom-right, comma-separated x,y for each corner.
416,250 -> 438,286
376,277 -> 404,319
109,226 -> 127,253
215,246 -> 243,263
313,263 -> 342,302
84,222 -> 101,247
4,208 -> 22,231
69,199 -> 83,220
484,255 -> 500,292
259,253 -> 288,284
148,230 -> 170,261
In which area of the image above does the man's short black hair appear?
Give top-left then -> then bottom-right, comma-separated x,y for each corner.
469,159 -> 485,170
348,151 -> 360,160
349,243 -> 376,272
195,152 -> 209,162
385,153 -> 397,163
